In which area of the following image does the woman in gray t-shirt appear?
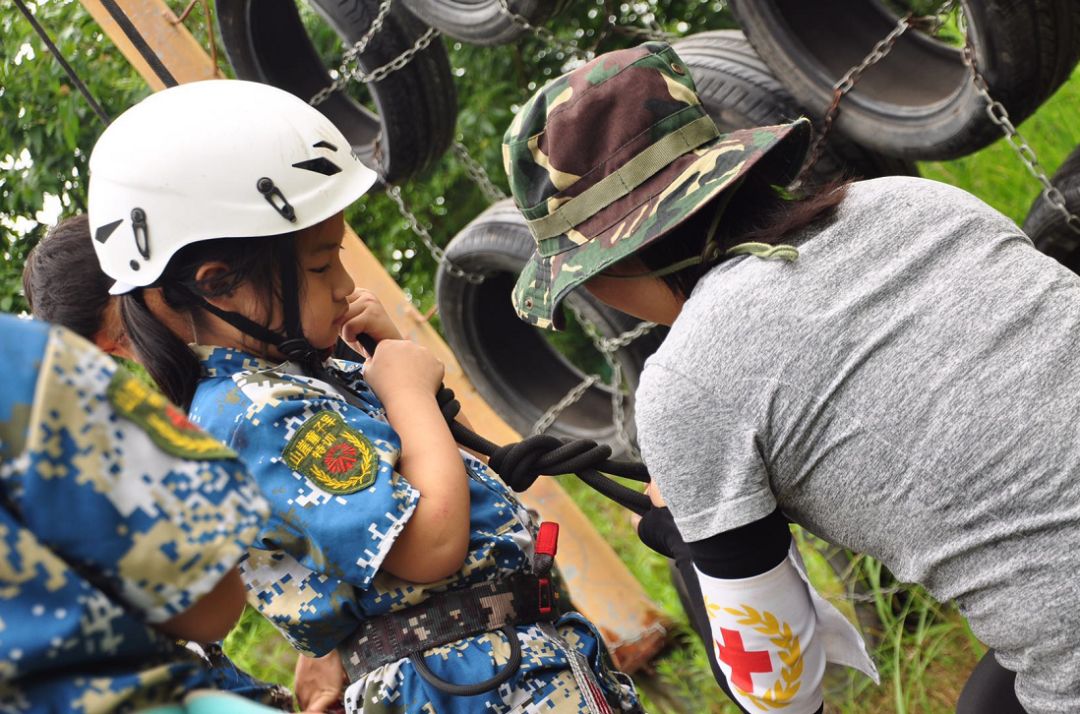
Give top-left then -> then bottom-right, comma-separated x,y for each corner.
505,42 -> 1076,714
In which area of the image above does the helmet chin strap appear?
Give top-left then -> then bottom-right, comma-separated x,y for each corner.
183,263 -> 374,410
181,260 -> 323,365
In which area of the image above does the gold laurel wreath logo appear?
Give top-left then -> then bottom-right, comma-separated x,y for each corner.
705,599 -> 803,710
340,430 -> 378,487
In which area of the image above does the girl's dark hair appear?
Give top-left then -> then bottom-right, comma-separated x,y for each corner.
23,215 -> 113,340
119,233 -> 296,408
638,175 -> 851,299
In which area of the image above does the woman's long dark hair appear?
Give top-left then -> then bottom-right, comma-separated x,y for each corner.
24,215 -> 113,340
119,233 -> 296,409
638,175 -> 851,299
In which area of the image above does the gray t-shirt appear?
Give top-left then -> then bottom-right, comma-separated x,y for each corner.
636,176 -> 1080,713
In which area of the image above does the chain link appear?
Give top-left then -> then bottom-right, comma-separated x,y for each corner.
796,14 -> 913,184
531,300 -> 655,452
961,43 -> 1080,236
531,375 -> 601,436
453,141 -> 507,202
311,0 -> 440,105
495,0 -> 591,60
385,185 -> 487,284
494,0 -> 675,63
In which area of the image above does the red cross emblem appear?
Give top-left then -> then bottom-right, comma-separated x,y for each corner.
716,627 -> 773,693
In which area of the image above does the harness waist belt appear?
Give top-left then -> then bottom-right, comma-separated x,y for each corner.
336,573 -> 556,682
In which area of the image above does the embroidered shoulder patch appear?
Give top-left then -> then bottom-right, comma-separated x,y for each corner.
107,369 -> 237,460
283,410 -> 379,494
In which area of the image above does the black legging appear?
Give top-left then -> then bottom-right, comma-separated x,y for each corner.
956,649 -> 1027,713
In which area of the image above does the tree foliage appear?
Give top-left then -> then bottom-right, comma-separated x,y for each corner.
1,0 -> 734,315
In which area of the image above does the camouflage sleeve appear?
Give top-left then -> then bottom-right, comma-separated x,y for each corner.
14,327 -> 269,624
229,395 -> 419,591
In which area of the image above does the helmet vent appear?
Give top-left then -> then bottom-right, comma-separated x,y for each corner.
94,219 -> 122,244
312,140 -> 338,151
256,177 -> 297,223
292,157 -> 342,176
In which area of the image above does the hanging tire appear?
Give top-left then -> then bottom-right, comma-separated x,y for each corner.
399,0 -> 569,46
1023,144 -> 1080,273
435,200 -> 665,451
216,0 -> 457,184
728,0 -> 1080,161
672,30 -> 918,183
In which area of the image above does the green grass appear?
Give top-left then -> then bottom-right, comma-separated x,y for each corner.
224,68 -> 1080,712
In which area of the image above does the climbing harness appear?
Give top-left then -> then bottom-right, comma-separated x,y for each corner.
337,523 -> 561,695
335,516 -> 618,711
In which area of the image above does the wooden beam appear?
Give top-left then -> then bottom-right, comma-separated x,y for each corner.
77,0 -> 668,671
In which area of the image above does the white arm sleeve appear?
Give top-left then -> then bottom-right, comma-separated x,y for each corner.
696,543 -> 878,714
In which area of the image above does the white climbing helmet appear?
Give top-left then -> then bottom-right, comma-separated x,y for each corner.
88,79 -> 378,294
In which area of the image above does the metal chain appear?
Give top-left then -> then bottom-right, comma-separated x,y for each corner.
311,0 -> 440,105
531,301 -> 656,452
796,14 -> 913,184
385,185 -> 486,284
961,43 -> 1080,236
531,374 -> 601,436
453,141 -> 507,202
495,0 -> 591,60
311,0 -> 394,104
494,0 -> 674,62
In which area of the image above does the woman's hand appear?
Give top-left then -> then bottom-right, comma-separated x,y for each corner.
646,481 -> 667,508
363,339 -> 445,402
339,288 -> 402,357
294,650 -> 347,713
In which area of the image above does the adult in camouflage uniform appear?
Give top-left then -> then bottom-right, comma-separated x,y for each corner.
507,40 -> 1079,714
0,315 -> 283,713
84,80 -> 640,713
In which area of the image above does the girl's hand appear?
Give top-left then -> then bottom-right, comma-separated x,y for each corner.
364,339 -> 445,401
340,288 -> 402,357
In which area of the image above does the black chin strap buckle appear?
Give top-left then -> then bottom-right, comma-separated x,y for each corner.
278,337 -> 319,363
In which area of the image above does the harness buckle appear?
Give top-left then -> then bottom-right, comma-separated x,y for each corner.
538,577 -> 554,615
535,521 -> 559,615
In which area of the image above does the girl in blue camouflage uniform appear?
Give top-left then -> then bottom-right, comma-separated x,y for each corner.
83,79 -> 639,714
0,314 -> 287,714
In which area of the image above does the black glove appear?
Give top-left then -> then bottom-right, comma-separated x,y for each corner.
636,506 -> 690,559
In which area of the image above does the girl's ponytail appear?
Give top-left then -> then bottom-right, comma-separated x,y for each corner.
119,291 -> 202,409
119,232 -> 295,409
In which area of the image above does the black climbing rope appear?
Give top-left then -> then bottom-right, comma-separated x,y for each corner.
435,386 -> 652,515
354,333 -> 652,514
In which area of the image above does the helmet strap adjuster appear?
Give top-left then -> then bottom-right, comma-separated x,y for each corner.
130,207 -> 151,270
256,177 -> 297,223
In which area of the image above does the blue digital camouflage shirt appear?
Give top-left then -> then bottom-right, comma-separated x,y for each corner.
0,318 -> 273,713
189,346 -> 639,713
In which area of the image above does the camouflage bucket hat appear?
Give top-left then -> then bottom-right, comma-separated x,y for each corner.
503,41 -> 812,329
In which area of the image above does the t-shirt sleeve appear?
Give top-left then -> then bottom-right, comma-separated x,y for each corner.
17,327 -> 269,624
228,396 -> 419,592
636,361 -> 777,542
